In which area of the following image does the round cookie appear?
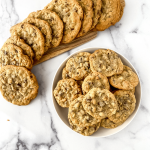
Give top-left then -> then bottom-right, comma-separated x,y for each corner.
82,72 -> 110,95
28,10 -> 63,48
62,67 -> 71,79
89,49 -> 123,77
68,95 -> 101,127
82,88 -> 118,120
45,0 -> 83,43
66,52 -> 91,80
0,44 -> 32,70
53,79 -> 82,107
109,65 -> 139,90
23,18 -> 52,53
10,23 -> 45,61
119,0 -> 125,20
101,118 -> 122,128
109,90 -> 136,124
0,65 -> 39,106
76,0 -> 93,37
90,0 -> 102,30
4,35 -> 34,64
95,0 -> 121,31
69,118 -> 100,136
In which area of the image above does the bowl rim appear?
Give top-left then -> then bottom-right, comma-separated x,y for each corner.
51,47 -> 142,138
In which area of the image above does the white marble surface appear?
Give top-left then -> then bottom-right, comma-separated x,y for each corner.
0,0 -> 150,149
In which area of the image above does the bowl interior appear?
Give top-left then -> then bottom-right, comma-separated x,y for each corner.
52,48 -> 141,137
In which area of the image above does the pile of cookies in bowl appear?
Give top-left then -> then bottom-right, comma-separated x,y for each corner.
53,49 -> 139,136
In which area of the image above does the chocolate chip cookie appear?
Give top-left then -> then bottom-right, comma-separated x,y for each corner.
28,9 -> 63,48
68,95 -> 101,127
82,88 -> 118,120
89,49 -> 123,77
109,90 -> 136,123
109,65 -> 139,90
66,52 -> 91,80
0,65 -> 39,105
10,23 -> 45,61
0,44 -> 32,70
53,79 -> 82,107
62,67 -> 71,79
23,18 -> 52,53
82,72 -> 110,95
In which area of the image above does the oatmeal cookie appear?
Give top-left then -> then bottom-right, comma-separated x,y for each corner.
45,0 -> 83,43
101,118 -> 122,128
0,44 -> 32,70
69,118 -> 100,136
62,67 -> 71,79
109,90 -> 136,123
109,65 -> 139,90
28,9 -> 63,48
66,52 -> 91,80
82,72 -> 110,95
0,65 -> 39,105
23,18 -> 52,53
53,79 -> 82,107
76,0 -> 93,37
82,88 -> 118,120
4,35 -> 34,64
10,23 -> 45,61
89,49 -> 123,77
68,95 -> 101,127
95,0 -> 121,31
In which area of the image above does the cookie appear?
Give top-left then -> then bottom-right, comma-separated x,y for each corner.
82,88 -> 118,120
62,67 -> 71,79
101,118 -> 122,128
23,18 -> 52,53
4,35 -> 34,64
95,0 -> 121,31
76,0 -> 93,37
45,0 -> 83,43
69,118 -> 100,136
53,79 -> 82,107
90,0 -> 102,30
109,65 -> 139,90
109,90 -> 136,123
89,49 -> 123,77
68,95 -> 101,127
0,65 -> 39,105
119,0 -> 125,20
28,9 -> 63,48
0,44 -> 32,70
66,52 -> 91,80
10,23 -> 45,61
82,72 -> 110,95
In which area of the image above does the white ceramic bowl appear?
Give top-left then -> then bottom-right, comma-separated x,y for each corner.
52,48 -> 142,137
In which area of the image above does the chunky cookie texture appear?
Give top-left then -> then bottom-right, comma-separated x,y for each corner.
95,0 -> 121,31
10,23 -> 45,61
109,90 -> 136,123
0,44 -> 32,70
82,88 -> 118,120
109,65 -> 139,90
45,0 -> 83,43
89,49 -> 123,77
66,52 -> 91,80
4,35 -> 34,64
0,65 -> 39,106
82,72 -> 110,95
69,95 -> 101,127
23,18 -> 52,53
28,10 -> 63,48
62,67 -> 71,79
54,79 -> 82,107
76,0 -> 93,37
101,118 -> 122,128
69,118 -> 100,136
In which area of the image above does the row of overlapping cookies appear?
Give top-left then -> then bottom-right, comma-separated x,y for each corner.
53,49 -> 139,136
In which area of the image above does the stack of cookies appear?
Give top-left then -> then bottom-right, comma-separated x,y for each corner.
53,49 -> 139,136
0,0 -> 125,106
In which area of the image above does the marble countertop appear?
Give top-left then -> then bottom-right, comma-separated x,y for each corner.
0,0 -> 150,149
